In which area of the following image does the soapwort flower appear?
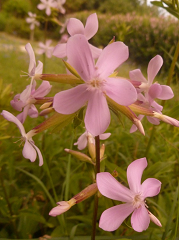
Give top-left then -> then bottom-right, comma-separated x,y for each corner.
1,110 -> 43,166
97,158 -> 161,232
26,12 -> 40,30
37,0 -> 57,16
38,40 -> 54,58
53,34 -> 137,136
53,13 -> 102,59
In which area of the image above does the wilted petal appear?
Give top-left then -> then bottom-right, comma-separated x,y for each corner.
53,84 -> 89,114
105,77 -> 137,106
22,140 -> 37,162
85,91 -> 110,136
131,205 -> 150,232
129,69 -> 147,83
49,201 -> 71,216
84,13 -> 98,39
53,43 -> 67,58
67,18 -> 85,36
147,55 -> 163,85
142,178 -> 161,198
99,203 -> 134,231
97,172 -> 132,202
127,158 -> 147,193
96,42 -> 129,79
158,85 -> 174,100
67,35 -> 95,81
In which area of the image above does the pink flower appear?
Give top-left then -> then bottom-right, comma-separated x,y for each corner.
38,40 -> 54,58
74,130 -> 111,150
37,0 -> 57,16
129,55 -> 174,101
1,110 -> 43,166
54,0 -> 66,14
97,158 -> 162,232
53,13 -> 102,59
26,12 -> 40,30
11,81 -> 52,123
53,34 -> 137,136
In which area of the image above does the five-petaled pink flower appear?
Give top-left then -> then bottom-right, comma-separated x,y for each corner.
53,13 -> 102,59
38,40 -> 54,58
26,12 -> 40,30
53,34 -> 137,136
37,0 -> 57,16
1,110 -> 43,166
97,158 -> 162,232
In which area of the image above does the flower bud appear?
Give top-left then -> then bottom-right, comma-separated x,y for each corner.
148,210 -> 162,227
65,148 -> 94,164
40,107 -> 54,116
40,102 -> 53,110
153,112 -> 179,127
49,199 -> 76,217
100,144 -> 105,161
87,133 -> 96,161
73,183 -> 98,203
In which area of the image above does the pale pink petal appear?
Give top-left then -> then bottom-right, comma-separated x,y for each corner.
33,81 -> 51,97
46,7 -> 51,16
67,18 -> 85,36
31,142 -> 43,166
53,43 -> 67,58
127,158 -> 147,193
67,35 -> 95,81
10,94 -> 24,111
142,178 -> 161,198
99,203 -> 134,231
131,205 -> 150,232
84,13 -> 98,40
25,43 -> 36,75
97,172 -> 132,202
148,83 -> 162,100
105,77 -> 137,106
129,69 -> 147,83
46,49 -> 53,58
49,201 -> 71,216
37,3 -> 46,10
151,100 -> 163,112
99,133 -> 111,140
1,110 -> 26,136
96,42 -> 129,79
147,55 -> 163,85
17,105 -> 30,124
53,84 -> 89,114
74,132 -> 88,150
130,115 -> 144,133
22,140 -> 37,162
28,105 -> 38,118
38,49 -> 45,55
85,91 -> 110,136
89,44 -> 102,59
147,116 -> 160,125
35,61 -> 43,74
158,85 -> 174,100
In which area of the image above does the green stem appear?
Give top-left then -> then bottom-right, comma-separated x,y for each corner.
0,168 -> 19,238
145,126 -> 156,157
91,136 -> 100,240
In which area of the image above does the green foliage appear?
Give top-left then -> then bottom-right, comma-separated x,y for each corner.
0,12 -> 8,31
2,0 -> 31,18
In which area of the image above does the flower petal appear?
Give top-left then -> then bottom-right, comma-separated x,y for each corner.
25,43 -> 36,75
147,55 -> 163,85
147,116 -> 160,125
97,172 -> 132,202
49,201 -> 71,216
129,69 -> 147,83
67,18 -> 85,36
96,42 -> 129,79
31,141 -> 43,166
141,178 -> 161,198
99,132 -> 111,140
158,85 -> 174,100
105,77 -> 137,106
28,105 -> 38,118
53,84 -> 89,114
127,158 -> 147,193
22,140 -> 37,162
53,43 -> 67,58
35,61 -> 43,74
74,132 -> 88,150
99,203 -> 134,231
67,34 -> 95,81
84,13 -> 98,40
1,110 -> 26,136
148,83 -> 162,100
85,91 -> 110,136
131,205 -> 150,232
33,81 -> 52,97
89,43 -> 102,59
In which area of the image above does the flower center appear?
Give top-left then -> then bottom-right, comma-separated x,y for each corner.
139,82 -> 150,93
132,193 -> 144,209
87,78 -> 105,91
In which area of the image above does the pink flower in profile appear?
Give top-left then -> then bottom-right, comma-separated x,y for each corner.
53,34 -> 137,136
97,158 -> 162,232
1,110 -> 43,166
38,40 -> 54,58
74,130 -> 111,150
53,13 -> 102,59
11,81 -> 52,123
26,12 -> 40,30
37,0 -> 57,16
129,55 -> 174,102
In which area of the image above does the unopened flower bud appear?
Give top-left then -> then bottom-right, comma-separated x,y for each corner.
100,144 -> 105,161
40,107 -> 54,116
133,118 -> 145,135
153,112 -> 179,127
65,148 -> 94,164
148,210 -> 162,227
73,183 -> 98,203
49,198 -> 76,217
40,102 -> 53,110
112,170 -> 118,177
87,133 -> 96,161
